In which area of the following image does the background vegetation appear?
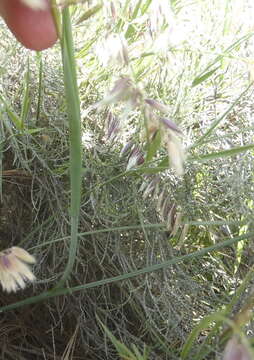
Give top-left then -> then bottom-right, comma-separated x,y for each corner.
0,0 -> 254,359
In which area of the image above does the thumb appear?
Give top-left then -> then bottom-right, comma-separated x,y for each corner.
0,0 -> 58,51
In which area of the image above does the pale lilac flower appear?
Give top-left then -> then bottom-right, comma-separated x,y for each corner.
160,117 -> 182,134
156,190 -> 166,213
165,131 -> 185,176
95,78 -> 133,107
159,116 -> 185,176
142,183 -> 154,199
0,247 -> 36,293
223,336 -> 252,360
145,98 -> 170,114
126,146 -> 144,170
120,142 -> 133,157
95,34 -> 129,67
144,100 -> 185,176
110,2 -> 117,21
106,112 -> 120,141
166,203 -> 177,231
159,196 -> 170,219
171,212 -> 182,236
142,177 -> 160,199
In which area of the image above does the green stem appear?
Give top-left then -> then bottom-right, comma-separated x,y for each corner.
57,7 -> 82,287
36,53 -> 43,123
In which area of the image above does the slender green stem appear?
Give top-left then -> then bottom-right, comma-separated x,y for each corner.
56,7 -> 82,287
36,53 -> 43,123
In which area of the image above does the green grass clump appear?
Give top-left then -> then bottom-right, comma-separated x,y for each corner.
0,0 -> 254,359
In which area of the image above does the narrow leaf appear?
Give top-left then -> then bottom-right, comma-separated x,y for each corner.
192,66 -> 220,87
76,3 -> 103,24
141,0 -> 152,15
189,143 -> 254,163
20,58 -> 31,125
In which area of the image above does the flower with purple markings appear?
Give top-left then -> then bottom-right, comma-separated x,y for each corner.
127,146 -> 144,170
0,247 -> 36,293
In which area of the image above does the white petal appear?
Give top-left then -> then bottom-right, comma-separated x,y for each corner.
12,272 -> 27,290
0,271 -> 19,293
9,257 -> 36,282
12,247 -> 36,264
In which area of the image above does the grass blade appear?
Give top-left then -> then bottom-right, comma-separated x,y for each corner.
193,32 -> 254,81
0,95 -> 23,130
189,143 -> 254,162
181,263 -> 254,359
0,232 -> 253,313
20,58 -> 31,125
192,66 -> 220,87
76,3 -> 103,25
